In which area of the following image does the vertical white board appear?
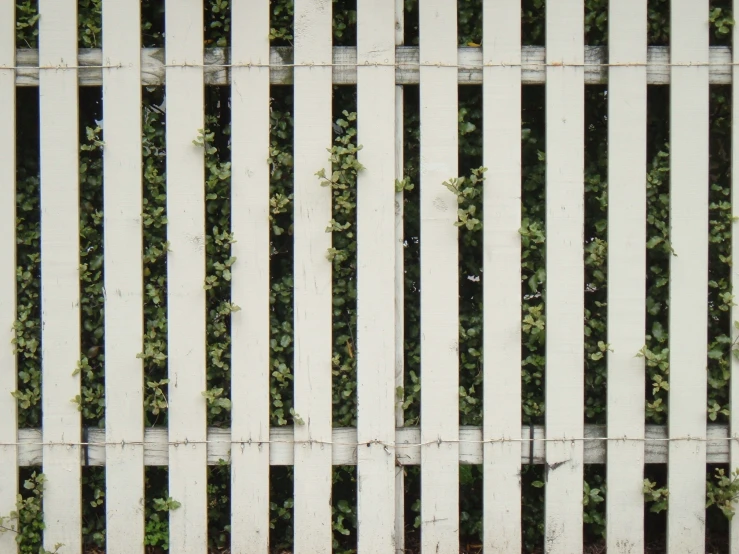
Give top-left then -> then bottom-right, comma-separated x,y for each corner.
357,1 -> 396,552
667,2 -> 709,552
393,0 -> 405,551
418,1 -> 459,552
544,0 -> 584,552
165,1 -> 207,552
38,0 -> 82,551
293,1 -> 333,552
732,0 -> 739,550
102,1 -> 144,553
0,0 -> 17,550
606,0 -> 647,552
230,0 -> 271,552
482,0 -> 522,551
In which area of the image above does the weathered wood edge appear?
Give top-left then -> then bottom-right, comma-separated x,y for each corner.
10,45 -> 733,86
15,424 -> 732,466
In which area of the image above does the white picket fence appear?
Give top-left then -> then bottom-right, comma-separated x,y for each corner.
0,0 -> 737,552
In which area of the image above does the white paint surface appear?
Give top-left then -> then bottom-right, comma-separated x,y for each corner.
0,0 -> 17,550
165,1 -> 208,552
606,0 -> 647,552
357,1 -> 397,552
102,0 -> 145,552
667,2 -> 709,553
544,1 -> 585,552
394,0 -> 406,551
230,0 -> 271,552
38,0 -> 82,550
419,2 -> 459,552
293,1 -> 334,552
482,0 -> 522,551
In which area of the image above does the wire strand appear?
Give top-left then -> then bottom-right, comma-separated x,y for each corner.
1,434 -> 736,449
0,60 -> 733,72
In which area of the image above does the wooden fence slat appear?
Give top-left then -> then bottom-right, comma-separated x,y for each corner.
731,0 -> 739,550
356,1 -> 396,552
293,1 -> 333,551
667,2 -> 709,552
606,0 -> 647,552
482,0 -> 522,551
544,1 -> 585,552
230,0 -> 271,552
394,0 -> 405,551
38,0 -> 82,551
102,1 -> 144,552
0,0 -> 17,550
165,1 -> 208,552
418,2 -> 459,552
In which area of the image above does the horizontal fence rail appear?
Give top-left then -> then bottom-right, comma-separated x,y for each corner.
10,425 -> 739,466
6,45 -> 738,85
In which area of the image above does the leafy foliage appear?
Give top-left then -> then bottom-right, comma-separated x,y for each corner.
317,109 -> 362,427
0,472 -> 60,554
707,467 -> 739,520
144,495 -> 182,550
583,470 -> 606,539
644,478 -> 670,514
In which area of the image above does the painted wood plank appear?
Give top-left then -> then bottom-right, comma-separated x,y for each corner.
230,0 -> 271,552
606,1 -> 647,552
0,0 -> 17,550
667,2 -> 709,552
101,1 -> 144,553
544,1 -> 585,552
292,1 -> 333,552
14,424 -> 737,467
38,0 -> 82,551
356,1 -> 397,552
418,2 -> 459,552
482,0 -> 522,551
393,1 -> 405,552
732,1 -> 739,549
165,1 -> 208,552
12,45 -> 739,87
